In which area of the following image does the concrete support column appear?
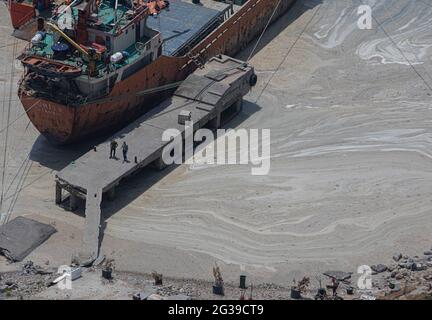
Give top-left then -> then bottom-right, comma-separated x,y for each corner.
210,111 -> 221,129
69,194 -> 78,211
82,187 -> 103,262
107,187 -> 116,200
235,99 -> 243,112
55,182 -> 62,205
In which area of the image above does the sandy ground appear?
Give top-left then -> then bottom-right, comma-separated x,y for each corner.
1,0 -> 432,289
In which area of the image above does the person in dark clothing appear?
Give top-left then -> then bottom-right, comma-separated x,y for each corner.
122,141 -> 129,162
110,140 -> 118,159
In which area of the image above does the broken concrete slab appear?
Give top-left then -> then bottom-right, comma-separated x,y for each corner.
0,217 -> 56,262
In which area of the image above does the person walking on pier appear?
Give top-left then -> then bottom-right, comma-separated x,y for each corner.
122,141 -> 129,163
110,140 -> 118,159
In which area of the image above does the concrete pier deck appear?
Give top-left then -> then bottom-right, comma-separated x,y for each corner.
55,55 -> 256,261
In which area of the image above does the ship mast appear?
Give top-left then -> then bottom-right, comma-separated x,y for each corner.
114,0 -> 118,25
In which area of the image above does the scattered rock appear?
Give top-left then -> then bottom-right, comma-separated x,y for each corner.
393,253 -> 402,262
423,274 -> 432,281
399,262 -> 414,270
22,261 -> 38,275
412,263 -> 427,271
395,273 -> 405,280
387,265 -> 396,272
371,264 -> 388,273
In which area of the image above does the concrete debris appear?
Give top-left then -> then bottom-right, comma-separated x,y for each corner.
1,246 -> 431,300
21,261 -> 52,275
93,255 -> 106,266
0,269 -> 58,298
147,294 -> 164,300
0,282 -> 17,293
71,267 -> 83,281
133,290 -> 154,300
166,294 -> 192,300
136,292 -> 192,300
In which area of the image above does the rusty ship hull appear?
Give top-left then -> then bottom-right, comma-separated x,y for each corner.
19,0 -> 295,144
8,1 -> 36,29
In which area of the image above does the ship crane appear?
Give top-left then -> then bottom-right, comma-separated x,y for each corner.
46,21 -> 100,77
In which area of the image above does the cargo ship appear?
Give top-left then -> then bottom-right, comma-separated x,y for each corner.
12,0 -> 294,144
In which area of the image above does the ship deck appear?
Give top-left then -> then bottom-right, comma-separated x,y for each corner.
147,0 -> 231,56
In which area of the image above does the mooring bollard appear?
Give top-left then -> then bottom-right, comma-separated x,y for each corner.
102,267 -> 112,280
239,275 -> 247,289
213,285 -> 224,296
290,287 -> 301,299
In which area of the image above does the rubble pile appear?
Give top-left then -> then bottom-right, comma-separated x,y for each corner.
0,261 -> 56,299
370,250 -> 432,299
1,248 -> 432,300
